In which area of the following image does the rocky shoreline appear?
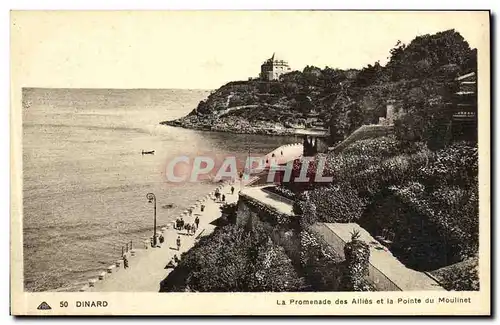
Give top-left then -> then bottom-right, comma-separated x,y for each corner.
160,116 -> 299,136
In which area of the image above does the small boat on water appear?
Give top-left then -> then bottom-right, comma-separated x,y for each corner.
142,150 -> 155,155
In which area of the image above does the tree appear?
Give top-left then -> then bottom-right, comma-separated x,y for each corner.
300,191 -> 317,226
385,29 -> 474,81
320,67 -> 347,94
354,61 -> 384,87
342,230 -> 371,291
394,79 -> 455,150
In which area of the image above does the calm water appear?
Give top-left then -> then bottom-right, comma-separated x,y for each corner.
22,88 -> 299,291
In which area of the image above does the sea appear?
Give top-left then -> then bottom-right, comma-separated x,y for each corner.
22,88 -> 299,292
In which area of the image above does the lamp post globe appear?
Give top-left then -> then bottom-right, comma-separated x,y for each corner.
146,193 -> 157,247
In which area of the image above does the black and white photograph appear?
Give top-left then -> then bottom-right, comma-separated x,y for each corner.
10,10 -> 490,315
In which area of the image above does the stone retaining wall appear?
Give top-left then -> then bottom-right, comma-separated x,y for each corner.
236,194 -> 395,291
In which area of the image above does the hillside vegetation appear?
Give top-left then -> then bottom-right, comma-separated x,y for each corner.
160,223 -> 305,292
291,137 -> 478,273
162,29 -> 476,145
282,29 -> 478,289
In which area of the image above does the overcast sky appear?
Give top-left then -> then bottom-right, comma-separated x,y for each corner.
11,11 -> 488,89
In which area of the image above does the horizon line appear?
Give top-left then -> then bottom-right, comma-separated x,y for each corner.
22,87 -> 215,91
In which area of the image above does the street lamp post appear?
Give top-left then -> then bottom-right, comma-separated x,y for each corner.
146,193 -> 157,247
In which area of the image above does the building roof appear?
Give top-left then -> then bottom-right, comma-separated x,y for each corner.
271,52 -> 286,62
263,52 -> 288,65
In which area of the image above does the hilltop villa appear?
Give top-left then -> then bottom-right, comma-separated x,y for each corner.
260,53 -> 291,81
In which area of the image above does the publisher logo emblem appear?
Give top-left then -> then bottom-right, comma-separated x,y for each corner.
37,301 -> 52,310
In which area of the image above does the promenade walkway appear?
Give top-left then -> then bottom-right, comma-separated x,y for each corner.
89,181 -> 239,292
261,143 -> 303,168
85,143 -> 303,292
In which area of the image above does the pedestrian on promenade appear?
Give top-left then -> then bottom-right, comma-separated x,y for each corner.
175,217 -> 181,230
176,236 -> 181,251
123,255 -> 129,269
281,150 -> 283,156
222,194 -> 226,202
215,188 -> 221,201
179,217 -> 185,230
174,254 -> 180,264
159,234 -> 165,244
201,204 -> 205,212
231,186 -> 235,195
185,223 -> 191,235
192,222 -> 197,235
166,258 -> 175,269
195,216 -> 200,229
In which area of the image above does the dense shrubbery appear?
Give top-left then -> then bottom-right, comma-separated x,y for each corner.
299,228 -> 374,291
350,150 -> 431,198
161,223 -> 304,292
296,192 -> 317,226
370,184 -> 454,269
342,136 -> 402,157
419,141 -> 478,188
289,135 -> 478,275
265,185 -> 296,201
307,186 -> 366,224
220,202 -> 238,224
299,230 -> 344,291
430,256 -> 479,291
389,181 -> 478,267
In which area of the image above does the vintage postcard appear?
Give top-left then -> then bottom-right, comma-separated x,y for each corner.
10,10 -> 490,316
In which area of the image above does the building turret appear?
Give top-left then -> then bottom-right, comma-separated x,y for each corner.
260,53 -> 291,81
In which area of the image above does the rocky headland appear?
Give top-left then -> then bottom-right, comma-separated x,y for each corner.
160,79 -> 319,136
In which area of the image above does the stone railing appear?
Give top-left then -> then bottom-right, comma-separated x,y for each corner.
238,192 -> 295,227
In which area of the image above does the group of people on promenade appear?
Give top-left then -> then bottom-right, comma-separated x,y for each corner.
164,183 -> 236,269
213,185 -> 235,203
174,215 -> 200,236
214,188 -> 225,203
150,233 -> 165,248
